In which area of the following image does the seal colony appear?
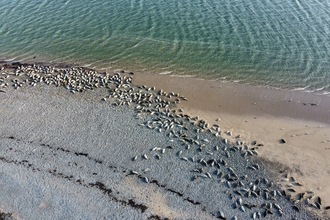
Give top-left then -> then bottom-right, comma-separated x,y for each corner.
0,61 -> 327,219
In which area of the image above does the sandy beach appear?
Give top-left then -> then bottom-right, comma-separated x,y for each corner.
134,73 -> 330,218
0,62 -> 329,219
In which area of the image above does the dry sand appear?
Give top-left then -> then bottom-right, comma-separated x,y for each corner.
134,72 -> 330,218
0,85 -> 218,220
1,62 -> 329,219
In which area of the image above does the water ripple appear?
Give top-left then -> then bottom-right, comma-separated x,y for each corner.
0,0 -> 329,92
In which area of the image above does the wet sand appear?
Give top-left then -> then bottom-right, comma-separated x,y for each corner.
0,62 -> 329,219
134,72 -> 330,218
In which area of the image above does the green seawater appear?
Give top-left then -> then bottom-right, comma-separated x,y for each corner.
0,0 -> 330,93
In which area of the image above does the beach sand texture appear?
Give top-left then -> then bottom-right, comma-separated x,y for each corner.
0,62 -> 329,219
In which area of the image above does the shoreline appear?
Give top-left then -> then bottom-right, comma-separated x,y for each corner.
133,72 -> 330,124
2,57 -> 330,97
2,60 -> 330,123
1,61 -> 330,219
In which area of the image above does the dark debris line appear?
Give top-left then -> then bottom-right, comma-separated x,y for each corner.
0,211 -> 14,220
0,154 -> 151,214
0,135 -> 208,219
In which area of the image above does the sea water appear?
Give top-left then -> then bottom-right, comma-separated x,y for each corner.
0,0 -> 329,93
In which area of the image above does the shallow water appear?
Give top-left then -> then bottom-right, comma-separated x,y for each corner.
0,0 -> 329,92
